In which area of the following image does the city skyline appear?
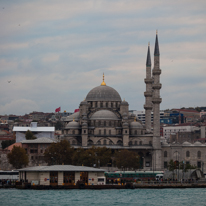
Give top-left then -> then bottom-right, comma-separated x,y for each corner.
0,0 -> 205,115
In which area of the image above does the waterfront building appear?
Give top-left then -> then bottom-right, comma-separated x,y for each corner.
18,165 -> 105,186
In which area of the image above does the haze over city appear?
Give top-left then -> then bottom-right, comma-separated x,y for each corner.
0,0 -> 205,115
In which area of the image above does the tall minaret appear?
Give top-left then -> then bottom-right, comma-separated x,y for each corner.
144,42 -> 153,133
152,31 -> 162,170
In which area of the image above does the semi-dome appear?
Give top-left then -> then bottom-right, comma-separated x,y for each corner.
194,141 -> 203,146
130,121 -> 143,129
86,85 -> 121,102
182,141 -> 192,146
90,110 -> 119,120
66,121 -> 80,129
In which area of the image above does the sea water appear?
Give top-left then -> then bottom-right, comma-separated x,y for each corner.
0,188 -> 206,206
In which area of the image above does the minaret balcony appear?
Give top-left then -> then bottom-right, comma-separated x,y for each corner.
144,91 -> 152,97
144,104 -> 153,110
144,78 -> 153,84
152,69 -> 161,75
152,83 -> 162,90
152,97 -> 162,104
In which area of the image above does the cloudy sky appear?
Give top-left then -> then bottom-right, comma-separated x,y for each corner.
0,0 -> 205,115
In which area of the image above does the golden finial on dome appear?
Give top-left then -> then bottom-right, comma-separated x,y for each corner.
101,73 -> 106,86
156,30 -> 158,35
73,117 -> 75,122
148,42 -> 150,46
134,116 -> 136,122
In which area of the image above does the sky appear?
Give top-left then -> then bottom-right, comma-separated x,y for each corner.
0,0 -> 205,115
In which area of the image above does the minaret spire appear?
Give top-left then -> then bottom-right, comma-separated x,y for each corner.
146,42 -> 151,66
154,30 -> 160,56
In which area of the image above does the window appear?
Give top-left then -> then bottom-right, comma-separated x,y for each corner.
134,141 -> 137,145
164,151 -> 167,157
98,121 -> 101,126
186,151 -> 190,157
149,141 -> 152,146
103,140 -> 106,145
109,130 -> 111,135
109,140 -> 113,145
104,129 -> 106,135
111,103 -> 113,108
72,140 -> 76,145
139,141 -> 142,145
135,130 -> 137,135
99,130 -> 101,135
125,130 -> 127,134
72,130 -> 75,134
106,103 -> 108,107
197,161 -> 201,168
97,140 -> 101,145
100,102 -> 103,107
129,141 -> 132,146
104,121 -> 106,126
109,121 -> 111,127
84,130 -> 86,134
164,162 -> 168,169
197,151 -> 201,158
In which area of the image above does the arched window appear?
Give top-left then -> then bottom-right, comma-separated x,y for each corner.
72,140 -> 76,145
164,151 -> 167,157
104,129 -> 106,135
99,130 -> 101,135
139,141 -> 142,145
97,140 -> 101,145
186,151 -> 190,157
103,140 -> 107,145
197,151 -> 201,158
109,140 -> 113,145
109,121 -> 111,127
106,102 -> 108,108
111,102 -> 113,108
100,102 -> 103,107
104,121 -> 106,126
117,140 -> 123,145
88,140 -> 93,145
72,130 -> 75,135
98,121 -> 101,126
149,141 -> 152,146
129,141 -> 133,146
134,141 -> 137,145
135,130 -> 137,135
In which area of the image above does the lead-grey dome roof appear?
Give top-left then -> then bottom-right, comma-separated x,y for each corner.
90,110 -> 119,120
66,121 -> 80,129
130,121 -> 143,129
86,85 -> 121,102
65,112 -> 80,122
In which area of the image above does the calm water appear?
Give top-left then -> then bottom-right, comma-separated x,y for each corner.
0,188 -> 206,206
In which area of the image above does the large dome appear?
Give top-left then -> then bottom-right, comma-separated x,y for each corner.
90,110 -> 119,120
86,85 -> 121,102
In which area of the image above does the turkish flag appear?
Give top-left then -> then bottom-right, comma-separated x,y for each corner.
55,107 -> 61,113
74,109 -> 79,113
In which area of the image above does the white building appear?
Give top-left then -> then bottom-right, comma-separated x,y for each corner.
13,122 -> 55,142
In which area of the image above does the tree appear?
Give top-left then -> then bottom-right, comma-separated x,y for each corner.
55,121 -> 64,130
1,139 -> 15,149
25,130 -> 37,140
114,150 -> 139,170
44,140 -> 74,165
7,146 -> 29,169
71,146 -> 112,167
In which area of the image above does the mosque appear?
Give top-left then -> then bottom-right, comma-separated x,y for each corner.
63,33 -> 206,172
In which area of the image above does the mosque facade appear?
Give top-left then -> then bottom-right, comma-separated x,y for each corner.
63,33 -> 206,172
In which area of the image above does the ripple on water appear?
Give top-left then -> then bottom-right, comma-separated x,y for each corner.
1,188 -> 206,206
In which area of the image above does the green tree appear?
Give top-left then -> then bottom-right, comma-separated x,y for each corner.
7,146 -> 29,169
25,130 -> 37,140
1,139 -> 15,149
44,140 -> 74,165
55,121 -> 64,130
114,150 -> 139,170
72,146 -> 112,167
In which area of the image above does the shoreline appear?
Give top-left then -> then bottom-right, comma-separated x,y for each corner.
1,183 -> 206,189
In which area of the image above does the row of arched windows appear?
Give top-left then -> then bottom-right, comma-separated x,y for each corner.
164,151 -> 201,158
